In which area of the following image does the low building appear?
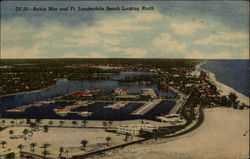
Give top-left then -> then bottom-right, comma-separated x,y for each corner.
113,88 -> 129,95
116,123 -> 155,136
84,88 -> 101,94
156,113 -> 185,123
73,92 -> 92,97
141,88 -> 157,98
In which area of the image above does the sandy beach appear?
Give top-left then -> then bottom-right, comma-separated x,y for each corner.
0,126 -> 141,158
92,107 -> 249,159
197,61 -> 249,106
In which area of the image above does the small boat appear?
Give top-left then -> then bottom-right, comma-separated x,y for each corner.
40,100 -> 55,104
32,103 -> 43,107
104,102 -> 128,109
6,108 -> 24,112
54,109 -> 70,117
78,111 -> 93,117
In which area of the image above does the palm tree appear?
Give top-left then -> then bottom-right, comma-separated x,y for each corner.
102,121 -> 108,129
72,121 -> 77,127
22,129 -> 29,140
19,120 -> 25,125
41,143 -> 50,150
48,121 -> 53,127
0,141 -> 7,148
152,129 -> 159,141
9,130 -> 14,136
35,118 -> 42,124
81,120 -> 88,127
17,144 -> 24,153
1,120 -> 6,126
30,122 -> 36,131
26,118 -> 31,124
220,96 -> 228,106
105,136 -> 111,146
59,147 -> 64,157
228,93 -> 238,107
59,120 -> 65,127
5,152 -> 15,159
80,140 -> 88,151
240,103 -> 246,109
43,125 -> 49,133
124,132 -> 130,142
10,121 -> 15,127
30,143 -> 37,152
108,121 -> 113,127
41,149 -> 50,159
65,150 -> 69,159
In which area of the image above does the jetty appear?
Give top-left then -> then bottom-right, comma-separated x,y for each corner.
131,99 -> 162,115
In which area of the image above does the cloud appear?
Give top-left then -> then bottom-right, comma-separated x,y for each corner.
193,31 -> 249,47
133,12 -> 163,22
185,50 -> 233,59
1,9 -> 248,59
62,52 -> 106,58
170,21 -> 204,35
123,48 -> 147,58
95,12 -> 159,35
238,49 -> 249,59
152,33 -> 186,54
218,32 -> 249,40
108,47 -> 147,58
185,49 -> 249,59
1,44 -> 43,59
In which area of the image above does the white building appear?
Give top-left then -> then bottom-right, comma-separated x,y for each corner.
141,88 -> 157,98
156,113 -> 185,123
113,88 -> 129,95
116,123 -> 155,136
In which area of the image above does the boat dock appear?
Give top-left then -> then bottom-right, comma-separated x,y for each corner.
169,94 -> 189,114
131,99 -> 162,115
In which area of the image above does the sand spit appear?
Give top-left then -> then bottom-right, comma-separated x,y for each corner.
198,61 -> 249,105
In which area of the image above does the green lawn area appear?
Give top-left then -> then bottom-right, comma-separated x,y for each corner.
116,95 -> 139,98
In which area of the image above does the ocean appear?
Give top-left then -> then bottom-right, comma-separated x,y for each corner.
202,60 -> 249,97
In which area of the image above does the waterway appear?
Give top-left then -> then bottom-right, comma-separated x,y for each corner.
0,71 -> 177,120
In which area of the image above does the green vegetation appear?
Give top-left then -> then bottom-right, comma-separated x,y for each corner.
17,144 -> 24,153
80,140 -> 88,151
115,95 -> 139,99
105,136 -> 112,146
30,143 -> 37,152
5,152 -> 15,159
22,129 -> 29,140
59,147 -> 64,157
43,125 -> 49,133
41,149 -> 50,159
0,141 -> 7,148
0,58 -> 201,95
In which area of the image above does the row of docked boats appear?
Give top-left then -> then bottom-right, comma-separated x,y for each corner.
53,101 -> 94,117
104,101 -> 128,109
6,100 -> 130,117
5,101 -> 55,113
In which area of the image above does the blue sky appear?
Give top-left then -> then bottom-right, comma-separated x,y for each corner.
1,1 -> 249,59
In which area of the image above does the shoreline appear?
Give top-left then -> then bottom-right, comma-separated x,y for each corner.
196,61 -> 249,106
0,82 -> 57,98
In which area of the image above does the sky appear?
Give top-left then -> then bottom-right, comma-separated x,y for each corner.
1,1 -> 249,59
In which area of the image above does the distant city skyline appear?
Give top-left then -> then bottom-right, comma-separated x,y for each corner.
1,1 -> 249,59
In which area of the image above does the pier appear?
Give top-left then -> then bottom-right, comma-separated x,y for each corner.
169,94 -> 190,114
131,99 -> 162,115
